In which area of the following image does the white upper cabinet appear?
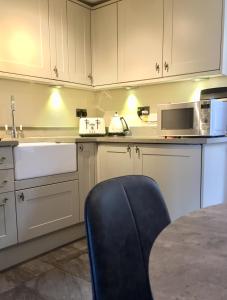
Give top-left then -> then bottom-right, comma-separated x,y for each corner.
67,1 -> 92,85
92,3 -> 118,86
0,0 -> 51,78
163,0 -> 223,76
49,0 -> 69,81
118,0 -> 164,82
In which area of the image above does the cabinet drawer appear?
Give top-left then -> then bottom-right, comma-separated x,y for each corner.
0,170 -> 14,193
0,148 -> 13,170
0,192 -> 17,249
16,180 -> 79,242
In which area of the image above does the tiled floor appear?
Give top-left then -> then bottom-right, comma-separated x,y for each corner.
0,239 -> 92,300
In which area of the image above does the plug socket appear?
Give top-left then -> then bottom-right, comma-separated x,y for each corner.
76,109 -> 87,118
137,106 -> 150,117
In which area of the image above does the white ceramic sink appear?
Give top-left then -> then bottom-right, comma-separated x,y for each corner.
14,143 -> 77,180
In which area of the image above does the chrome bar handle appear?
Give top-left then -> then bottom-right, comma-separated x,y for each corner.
127,145 -> 131,157
164,62 -> 169,72
53,66 -> 59,78
18,192 -> 25,202
155,63 -> 160,73
88,73 -> 93,85
135,146 -> 140,157
0,157 -> 6,164
0,198 -> 8,206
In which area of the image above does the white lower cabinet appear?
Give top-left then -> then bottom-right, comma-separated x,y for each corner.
134,145 -> 201,221
97,144 -> 202,220
97,144 -> 134,182
0,192 -> 17,250
0,147 -> 17,250
16,180 -> 79,242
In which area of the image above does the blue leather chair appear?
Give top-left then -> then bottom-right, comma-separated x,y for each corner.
85,175 -> 170,300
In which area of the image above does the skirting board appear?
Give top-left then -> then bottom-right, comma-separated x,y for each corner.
0,223 -> 86,271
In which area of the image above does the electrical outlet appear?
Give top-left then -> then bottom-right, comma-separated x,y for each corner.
76,109 -> 87,118
137,106 -> 150,117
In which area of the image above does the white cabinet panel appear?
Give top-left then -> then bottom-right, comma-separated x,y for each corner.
163,0 -> 223,76
97,144 -> 134,183
78,143 -> 96,222
0,0 -> 51,78
118,0 -> 163,82
49,0 -> 69,81
135,145 -> 201,220
67,1 -> 91,85
0,169 -> 14,194
0,192 -> 17,249
0,147 -> 13,170
92,3 -> 118,85
201,143 -> 227,208
97,144 -> 201,221
16,181 -> 79,242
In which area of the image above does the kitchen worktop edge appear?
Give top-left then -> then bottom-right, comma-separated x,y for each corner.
0,140 -> 19,147
4,136 -> 227,145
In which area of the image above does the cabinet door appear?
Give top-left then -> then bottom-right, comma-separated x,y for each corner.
49,0 -> 69,81
16,181 -> 79,242
97,144 -> 134,183
118,0 -> 163,82
78,143 -> 96,222
135,145 -> 201,220
0,147 -> 13,170
0,192 -> 17,249
92,3 -> 118,85
0,0 -> 51,78
67,1 -> 91,85
163,0 -> 223,76
0,169 -> 14,194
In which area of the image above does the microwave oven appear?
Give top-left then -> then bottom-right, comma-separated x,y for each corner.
158,100 -> 227,137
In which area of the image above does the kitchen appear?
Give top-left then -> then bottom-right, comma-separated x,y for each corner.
0,0 -> 227,299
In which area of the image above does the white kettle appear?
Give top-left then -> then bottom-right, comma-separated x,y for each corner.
108,112 -> 129,135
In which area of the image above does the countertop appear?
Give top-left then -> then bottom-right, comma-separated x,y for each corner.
149,204 -> 227,300
0,139 -> 18,147
1,135 -> 227,145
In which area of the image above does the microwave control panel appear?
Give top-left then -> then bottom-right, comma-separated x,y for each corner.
200,101 -> 211,133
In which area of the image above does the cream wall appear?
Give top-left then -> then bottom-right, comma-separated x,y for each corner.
95,76 -> 227,127
1,76 -> 227,131
0,78 -> 96,128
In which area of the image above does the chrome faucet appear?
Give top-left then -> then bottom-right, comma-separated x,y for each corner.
10,95 -> 17,138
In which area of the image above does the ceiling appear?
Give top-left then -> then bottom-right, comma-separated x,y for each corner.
79,0 -> 108,6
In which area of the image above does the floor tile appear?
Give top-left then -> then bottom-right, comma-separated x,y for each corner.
0,259 -> 54,294
26,268 -> 92,300
39,245 -> 83,268
71,238 -> 88,252
19,258 -> 54,278
0,285 -> 46,300
56,253 -> 91,282
0,267 -> 36,294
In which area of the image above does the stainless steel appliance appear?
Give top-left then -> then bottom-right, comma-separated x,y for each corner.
79,118 -> 106,136
158,99 -> 227,137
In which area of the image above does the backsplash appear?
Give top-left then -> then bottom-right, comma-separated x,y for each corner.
95,76 -> 227,128
1,76 -> 227,137
0,78 -> 96,128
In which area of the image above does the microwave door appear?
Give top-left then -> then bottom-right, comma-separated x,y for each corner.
159,104 -> 200,136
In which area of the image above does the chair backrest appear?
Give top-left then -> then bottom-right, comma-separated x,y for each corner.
85,175 -> 170,300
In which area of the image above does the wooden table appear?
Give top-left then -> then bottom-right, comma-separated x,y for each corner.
149,204 -> 227,300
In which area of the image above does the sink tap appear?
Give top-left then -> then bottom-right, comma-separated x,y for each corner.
10,96 -> 17,138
